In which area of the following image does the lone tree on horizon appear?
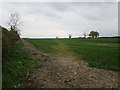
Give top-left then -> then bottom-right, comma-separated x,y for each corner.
56,36 -> 59,39
8,13 -> 21,34
89,31 -> 99,38
83,32 -> 87,38
69,34 -> 72,38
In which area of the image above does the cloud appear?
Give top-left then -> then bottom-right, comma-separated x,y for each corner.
1,2 -> 118,38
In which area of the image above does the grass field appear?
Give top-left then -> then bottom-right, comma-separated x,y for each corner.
25,38 -> 119,71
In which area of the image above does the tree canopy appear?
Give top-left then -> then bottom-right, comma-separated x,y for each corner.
89,31 -> 99,38
8,13 -> 21,34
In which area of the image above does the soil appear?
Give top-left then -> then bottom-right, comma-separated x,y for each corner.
22,39 -> 119,88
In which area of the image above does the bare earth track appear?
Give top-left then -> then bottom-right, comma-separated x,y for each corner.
22,40 -> 119,88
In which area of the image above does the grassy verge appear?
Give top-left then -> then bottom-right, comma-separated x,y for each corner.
25,38 -> 119,71
2,41 -> 38,88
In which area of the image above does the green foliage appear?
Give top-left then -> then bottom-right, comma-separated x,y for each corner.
26,38 -> 119,71
2,27 -> 38,88
1,26 -> 20,58
89,31 -> 99,38
2,41 -> 38,88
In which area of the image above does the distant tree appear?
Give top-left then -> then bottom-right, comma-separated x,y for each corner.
8,13 -> 21,34
56,36 -> 59,39
89,31 -> 95,38
69,34 -> 72,38
83,32 -> 87,38
89,31 -> 99,38
94,31 -> 99,38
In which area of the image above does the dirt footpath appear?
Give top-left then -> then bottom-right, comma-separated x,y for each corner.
22,40 -> 119,88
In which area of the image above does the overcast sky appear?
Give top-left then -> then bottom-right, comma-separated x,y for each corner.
1,2 -> 118,38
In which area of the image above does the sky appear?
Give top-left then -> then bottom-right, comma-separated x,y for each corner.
0,2 -> 118,38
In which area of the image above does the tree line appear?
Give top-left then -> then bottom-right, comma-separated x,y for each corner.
56,31 -> 100,39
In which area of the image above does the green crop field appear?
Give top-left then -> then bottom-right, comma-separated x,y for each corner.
25,38 -> 119,71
